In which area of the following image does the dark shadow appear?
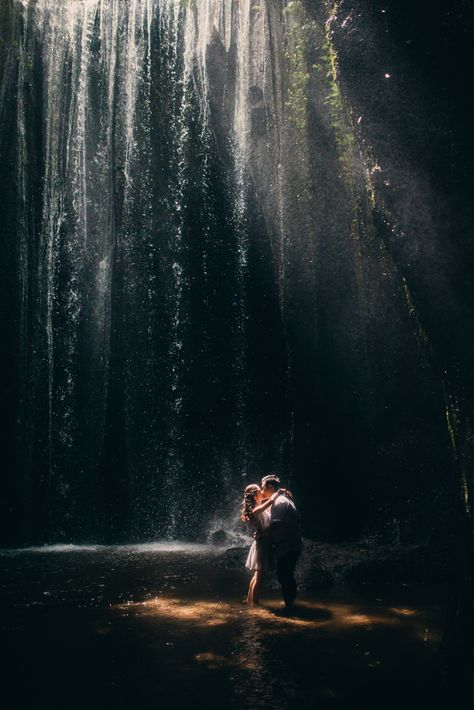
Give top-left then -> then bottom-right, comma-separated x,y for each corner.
270,602 -> 333,622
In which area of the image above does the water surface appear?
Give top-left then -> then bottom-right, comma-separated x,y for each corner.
1,545 -> 447,708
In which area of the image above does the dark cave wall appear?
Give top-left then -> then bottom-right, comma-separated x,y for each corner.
255,0 -> 466,544
322,0 -> 474,546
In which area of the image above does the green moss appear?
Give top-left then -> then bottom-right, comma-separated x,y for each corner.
283,1 -> 315,138
319,12 -> 357,190
402,277 -> 431,349
402,274 -> 473,516
283,0 -> 358,197
444,402 -> 472,516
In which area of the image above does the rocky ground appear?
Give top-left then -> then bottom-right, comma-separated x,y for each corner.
215,538 -> 458,589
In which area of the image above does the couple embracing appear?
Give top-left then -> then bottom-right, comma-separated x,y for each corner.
241,475 -> 303,610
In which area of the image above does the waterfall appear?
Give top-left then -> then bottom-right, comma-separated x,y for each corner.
2,0 -> 290,542
1,0 -> 454,546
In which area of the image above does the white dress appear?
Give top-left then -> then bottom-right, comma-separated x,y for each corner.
245,509 -> 274,572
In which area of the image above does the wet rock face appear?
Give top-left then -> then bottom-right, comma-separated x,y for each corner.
214,547 -> 248,569
215,539 -> 458,588
0,0 -> 469,547
248,85 -> 264,105
327,0 -> 474,370
250,107 -> 270,136
324,0 -> 474,543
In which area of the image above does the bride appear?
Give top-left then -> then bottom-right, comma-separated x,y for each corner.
240,484 -> 279,605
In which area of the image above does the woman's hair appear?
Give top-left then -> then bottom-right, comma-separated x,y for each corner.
240,484 -> 260,523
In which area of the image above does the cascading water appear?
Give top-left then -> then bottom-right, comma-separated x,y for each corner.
1,0 -> 290,543
0,0 -> 458,546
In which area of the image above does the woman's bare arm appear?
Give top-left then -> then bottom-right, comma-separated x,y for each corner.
250,491 -> 279,517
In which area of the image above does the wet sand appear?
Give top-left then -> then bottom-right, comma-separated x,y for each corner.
1,544 -> 449,709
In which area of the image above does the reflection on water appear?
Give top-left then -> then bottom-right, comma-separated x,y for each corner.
111,593 -> 442,707
1,546 -> 447,709
114,595 -> 440,639
117,597 -> 236,627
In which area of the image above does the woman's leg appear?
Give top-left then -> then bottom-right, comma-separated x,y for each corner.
252,571 -> 265,604
246,573 -> 257,603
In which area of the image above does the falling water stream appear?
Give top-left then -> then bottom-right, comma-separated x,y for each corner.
2,0 -> 292,542
0,0 -> 458,546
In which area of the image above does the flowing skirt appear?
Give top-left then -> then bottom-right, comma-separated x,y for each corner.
245,535 -> 274,572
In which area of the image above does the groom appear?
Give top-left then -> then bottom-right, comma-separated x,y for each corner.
260,474 -> 303,609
